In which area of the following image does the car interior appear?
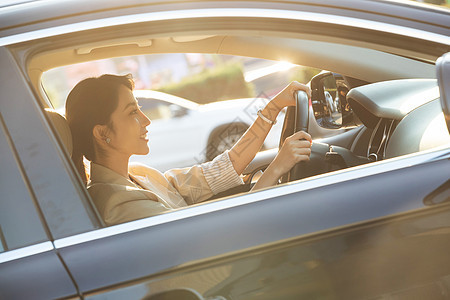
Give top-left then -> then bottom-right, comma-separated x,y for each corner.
18,29 -> 449,223
289,76 -> 448,181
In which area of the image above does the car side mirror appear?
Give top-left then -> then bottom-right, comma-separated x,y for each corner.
436,52 -> 450,134
310,72 -> 358,129
169,104 -> 188,118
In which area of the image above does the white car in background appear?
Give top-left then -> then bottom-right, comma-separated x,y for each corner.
131,90 -> 284,171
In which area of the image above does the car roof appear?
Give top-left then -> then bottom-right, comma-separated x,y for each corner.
0,0 -> 38,8
1,0 -> 449,46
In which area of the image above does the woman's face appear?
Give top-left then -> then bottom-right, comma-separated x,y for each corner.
107,85 -> 151,157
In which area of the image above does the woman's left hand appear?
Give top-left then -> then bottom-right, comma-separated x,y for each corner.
270,81 -> 311,109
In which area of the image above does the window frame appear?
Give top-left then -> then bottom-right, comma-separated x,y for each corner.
0,46 -> 102,241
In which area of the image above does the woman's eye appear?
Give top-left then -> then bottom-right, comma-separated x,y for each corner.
130,105 -> 142,115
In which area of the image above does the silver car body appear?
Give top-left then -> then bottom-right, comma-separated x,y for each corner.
0,1 -> 449,299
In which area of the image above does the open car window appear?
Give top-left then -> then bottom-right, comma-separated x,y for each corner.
42,54 -> 320,172
38,43 -> 450,228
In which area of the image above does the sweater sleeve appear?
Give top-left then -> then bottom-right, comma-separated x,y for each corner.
200,150 -> 244,195
163,150 -> 244,204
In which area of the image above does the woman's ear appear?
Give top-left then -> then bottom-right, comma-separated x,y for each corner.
92,124 -> 109,144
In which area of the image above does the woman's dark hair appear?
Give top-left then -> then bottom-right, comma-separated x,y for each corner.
65,74 -> 134,183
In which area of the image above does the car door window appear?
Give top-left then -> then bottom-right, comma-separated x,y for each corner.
0,115 -> 48,252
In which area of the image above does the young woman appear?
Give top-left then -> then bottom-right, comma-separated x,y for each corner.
66,74 -> 312,226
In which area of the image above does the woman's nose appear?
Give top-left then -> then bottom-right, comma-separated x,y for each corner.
139,110 -> 151,127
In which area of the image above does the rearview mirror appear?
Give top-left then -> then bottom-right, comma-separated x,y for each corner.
310,72 -> 357,129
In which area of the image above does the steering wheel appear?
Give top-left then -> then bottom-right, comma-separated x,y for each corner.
279,90 -> 310,183
295,90 -> 310,133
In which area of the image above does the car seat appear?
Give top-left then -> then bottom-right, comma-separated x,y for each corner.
44,108 -> 73,157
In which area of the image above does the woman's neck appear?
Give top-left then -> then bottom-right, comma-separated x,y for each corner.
94,154 -> 130,178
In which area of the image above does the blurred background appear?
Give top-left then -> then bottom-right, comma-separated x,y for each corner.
42,53 -> 321,110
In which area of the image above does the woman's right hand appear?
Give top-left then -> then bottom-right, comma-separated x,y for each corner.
251,131 -> 312,191
271,131 -> 312,178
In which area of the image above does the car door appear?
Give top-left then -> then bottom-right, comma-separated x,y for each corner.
50,146 -> 449,299
55,51 -> 450,299
0,117 -> 79,300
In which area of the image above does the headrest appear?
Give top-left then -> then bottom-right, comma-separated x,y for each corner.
45,109 -> 73,156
